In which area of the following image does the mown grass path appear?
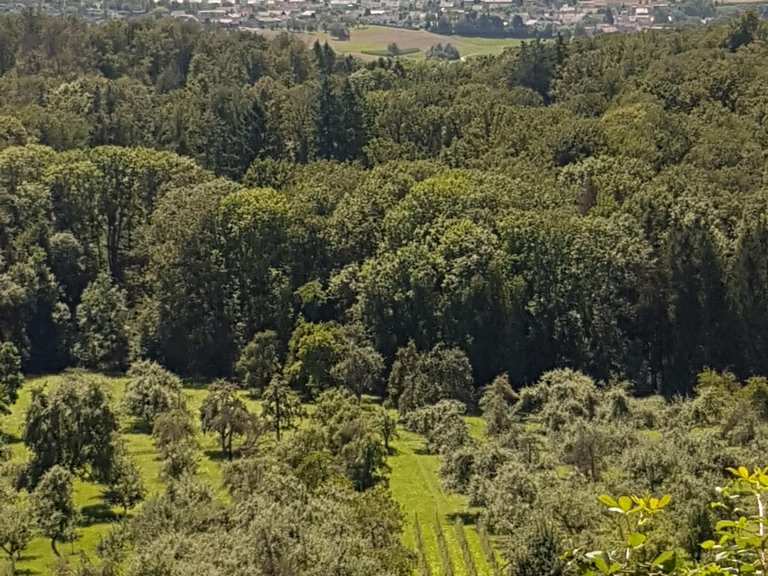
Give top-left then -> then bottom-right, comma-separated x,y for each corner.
389,421 -> 493,575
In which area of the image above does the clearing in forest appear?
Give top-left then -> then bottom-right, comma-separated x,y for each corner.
255,25 -> 522,60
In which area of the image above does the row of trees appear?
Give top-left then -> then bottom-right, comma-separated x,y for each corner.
3,142 -> 768,396
425,43 -> 461,61
429,13 -> 537,38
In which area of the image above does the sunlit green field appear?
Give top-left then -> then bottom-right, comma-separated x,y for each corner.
0,372 -> 493,574
2,373 -> 245,574
257,25 -> 522,60
389,419 -> 499,576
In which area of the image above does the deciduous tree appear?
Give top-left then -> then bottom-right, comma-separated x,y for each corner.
74,274 -> 130,372
199,381 -> 252,459
123,360 -> 183,429
0,485 -> 33,574
106,446 -> 145,515
23,376 -> 117,483
261,375 -> 302,441
0,341 -> 23,414
32,466 -> 78,557
236,330 -> 280,396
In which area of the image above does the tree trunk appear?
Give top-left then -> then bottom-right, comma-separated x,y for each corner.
1,546 -> 15,572
51,538 -> 60,557
275,398 -> 282,442
275,417 -> 281,442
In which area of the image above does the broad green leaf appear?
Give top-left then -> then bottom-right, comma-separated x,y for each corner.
593,555 -> 610,574
628,532 -> 646,547
618,496 -> 633,512
598,495 -> 618,508
700,540 -> 716,550
653,550 -> 674,567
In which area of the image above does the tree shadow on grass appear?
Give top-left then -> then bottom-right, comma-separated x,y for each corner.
203,448 -> 233,462
446,511 -> 480,526
15,555 -> 42,575
80,502 -> 120,525
0,430 -> 21,444
122,419 -> 152,434
181,377 -> 212,391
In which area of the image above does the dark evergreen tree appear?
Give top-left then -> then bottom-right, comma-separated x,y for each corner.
338,80 -> 367,161
662,217 -> 731,394
315,74 -> 340,160
509,39 -> 557,101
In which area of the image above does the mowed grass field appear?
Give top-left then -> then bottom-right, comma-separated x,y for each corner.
0,372 -> 496,575
389,422 -> 501,576
256,25 -> 522,60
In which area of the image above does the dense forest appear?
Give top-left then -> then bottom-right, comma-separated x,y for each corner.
2,9 -> 768,576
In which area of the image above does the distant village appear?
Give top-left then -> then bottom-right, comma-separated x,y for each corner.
169,0 -> 706,38
0,0 -> 747,43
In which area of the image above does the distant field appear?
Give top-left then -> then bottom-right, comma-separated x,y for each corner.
1,373 -> 494,575
717,0 -> 767,4
255,25 -> 522,60
362,47 -> 421,57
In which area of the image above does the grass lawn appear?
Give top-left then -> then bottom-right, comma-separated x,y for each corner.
1,373 -> 244,574
256,25 -> 522,60
1,373 -> 494,575
389,420 -> 495,576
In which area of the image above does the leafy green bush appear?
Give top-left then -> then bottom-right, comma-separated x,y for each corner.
514,369 -> 601,431
403,400 -> 471,454
480,374 -> 518,436
123,360 -> 183,429
566,467 -> 768,576
511,524 -> 564,576
74,274 -> 130,372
